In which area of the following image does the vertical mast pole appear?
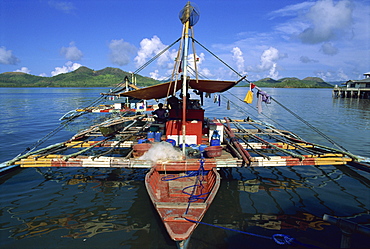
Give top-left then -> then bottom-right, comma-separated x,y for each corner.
181,19 -> 190,154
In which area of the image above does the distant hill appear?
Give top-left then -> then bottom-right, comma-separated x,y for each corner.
0,66 -> 159,87
251,77 -> 333,88
0,67 -> 334,88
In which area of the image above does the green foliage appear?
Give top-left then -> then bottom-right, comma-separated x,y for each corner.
0,67 -> 333,88
0,66 -> 159,87
252,77 -> 333,88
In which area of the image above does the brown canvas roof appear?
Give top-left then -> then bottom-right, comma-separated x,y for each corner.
118,79 -> 238,100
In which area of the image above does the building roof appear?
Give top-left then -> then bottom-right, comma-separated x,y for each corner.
345,78 -> 370,84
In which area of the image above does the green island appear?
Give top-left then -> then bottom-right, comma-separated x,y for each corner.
0,66 -> 333,88
0,66 -> 157,88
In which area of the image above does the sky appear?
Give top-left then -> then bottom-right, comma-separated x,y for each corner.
1,0 -> 369,82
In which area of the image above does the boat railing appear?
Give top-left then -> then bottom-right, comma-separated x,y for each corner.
323,214 -> 370,248
206,170 -> 216,188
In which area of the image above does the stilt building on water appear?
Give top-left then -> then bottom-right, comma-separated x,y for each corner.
333,72 -> 370,99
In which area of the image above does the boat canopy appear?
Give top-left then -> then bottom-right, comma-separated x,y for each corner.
118,79 -> 238,100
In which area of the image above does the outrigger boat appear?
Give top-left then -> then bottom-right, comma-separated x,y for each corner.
2,2 -> 369,248
145,165 -> 220,248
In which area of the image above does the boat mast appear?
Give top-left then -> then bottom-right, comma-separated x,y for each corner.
179,2 -> 200,154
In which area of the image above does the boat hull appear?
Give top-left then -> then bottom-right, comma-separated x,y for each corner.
145,166 -> 220,242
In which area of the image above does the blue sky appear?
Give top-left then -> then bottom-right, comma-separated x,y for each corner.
1,0 -> 369,82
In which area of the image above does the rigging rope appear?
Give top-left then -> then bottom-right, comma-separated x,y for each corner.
193,38 -> 250,83
271,97 -> 349,152
134,37 -> 181,75
193,37 -> 350,155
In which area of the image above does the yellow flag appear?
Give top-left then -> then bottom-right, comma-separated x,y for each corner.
244,90 -> 253,103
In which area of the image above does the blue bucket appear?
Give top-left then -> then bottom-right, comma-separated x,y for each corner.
210,139 -> 221,146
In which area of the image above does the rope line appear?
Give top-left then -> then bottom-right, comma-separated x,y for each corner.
184,218 -> 321,248
271,97 -> 349,152
134,37 -> 181,75
185,158 -> 207,214
192,38 -> 250,83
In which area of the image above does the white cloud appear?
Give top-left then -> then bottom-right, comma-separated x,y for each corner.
48,0 -> 76,14
320,42 -> 339,55
248,47 -> 286,79
0,46 -> 20,65
51,61 -> 81,76
108,39 -> 136,66
134,36 -> 175,68
39,73 -> 48,77
269,1 -> 315,18
299,0 -> 353,44
14,67 -> 31,74
200,68 -> 213,78
337,69 -> 349,80
315,68 -> 350,81
149,69 -> 168,81
231,47 -> 247,75
60,42 -> 83,61
187,52 -> 206,76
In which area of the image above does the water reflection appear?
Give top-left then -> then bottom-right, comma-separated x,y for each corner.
10,208 -> 150,240
1,168 -> 150,243
231,166 -> 370,217
333,97 -> 370,111
1,164 -> 369,248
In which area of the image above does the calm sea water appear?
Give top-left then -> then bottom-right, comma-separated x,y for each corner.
0,87 -> 369,248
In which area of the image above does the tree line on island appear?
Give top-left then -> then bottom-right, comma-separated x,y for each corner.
0,66 -> 333,88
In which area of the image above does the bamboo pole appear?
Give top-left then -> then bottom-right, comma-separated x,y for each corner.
224,118 -> 252,164
6,142 -> 65,166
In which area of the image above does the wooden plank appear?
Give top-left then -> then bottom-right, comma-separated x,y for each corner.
156,202 -> 206,208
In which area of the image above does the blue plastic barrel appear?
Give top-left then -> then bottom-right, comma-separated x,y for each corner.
155,132 -> 162,142
147,131 -> 154,142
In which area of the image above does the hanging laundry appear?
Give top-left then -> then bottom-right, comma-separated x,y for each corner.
256,90 -> 271,114
257,94 -> 263,114
244,90 -> 253,103
259,90 -> 271,104
243,82 -> 256,104
213,94 -> 218,103
227,100 -> 230,110
218,95 -> 221,106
